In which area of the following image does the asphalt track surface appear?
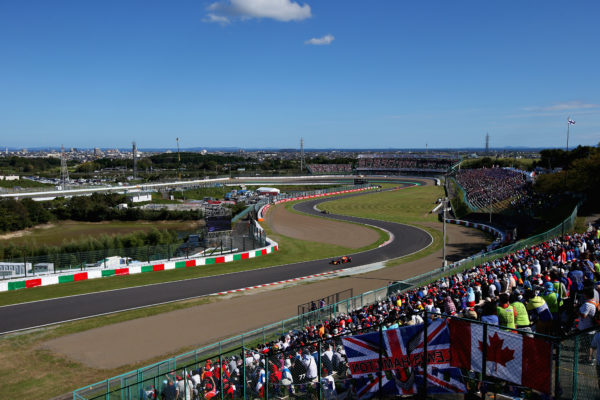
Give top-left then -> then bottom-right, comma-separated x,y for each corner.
0,180 -> 432,334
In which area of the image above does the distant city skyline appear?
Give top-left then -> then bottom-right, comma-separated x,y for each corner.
0,145 -> 574,154
1,1 -> 598,149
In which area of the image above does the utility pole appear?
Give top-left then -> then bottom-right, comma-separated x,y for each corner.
566,116 -> 572,153
176,137 -> 181,180
563,117 -> 575,236
300,137 -> 305,173
132,141 -> 137,180
60,144 -> 69,190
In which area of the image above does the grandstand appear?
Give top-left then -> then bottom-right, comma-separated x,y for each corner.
356,153 -> 460,174
455,167 -> 529,210
306,163 -> 352,174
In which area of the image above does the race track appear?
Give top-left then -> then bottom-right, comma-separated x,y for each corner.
0,180 -> 432,334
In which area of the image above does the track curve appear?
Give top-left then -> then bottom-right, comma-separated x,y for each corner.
0,180 -> 432,334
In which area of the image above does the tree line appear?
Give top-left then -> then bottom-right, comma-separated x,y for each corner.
533,145 -> 596,171
0,193 -> 199,234
460,157 -> 533,170
534,147 -> 600,198
0,156 -> 75,174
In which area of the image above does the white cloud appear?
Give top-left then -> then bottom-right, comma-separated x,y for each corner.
522,101 -> 600,112
304,34 -> 335,45
203,13 -> 231,25
206,0 -> 311,22
504,101 -> 600,119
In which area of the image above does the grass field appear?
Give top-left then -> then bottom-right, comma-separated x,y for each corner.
319,184 -> 443,225
0,185 -> 436,399
0,179 -> 54,188
0,220 -> 203,247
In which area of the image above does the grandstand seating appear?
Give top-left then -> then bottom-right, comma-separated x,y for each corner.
306,164 -> 352,174
455,167 -> 528,209
356,154 -> 459,173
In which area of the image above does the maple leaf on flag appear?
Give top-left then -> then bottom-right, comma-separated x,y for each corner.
478,332 -> 515,367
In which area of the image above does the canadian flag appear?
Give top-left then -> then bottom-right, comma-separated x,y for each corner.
449,319 -> 552,394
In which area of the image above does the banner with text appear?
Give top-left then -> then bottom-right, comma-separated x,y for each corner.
342,320 -> 465,398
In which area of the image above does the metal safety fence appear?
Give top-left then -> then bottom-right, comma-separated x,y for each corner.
73,201 -> 585,399
297,289 -> 354,317
449,176 -> 479,213
73,309 -> 599,400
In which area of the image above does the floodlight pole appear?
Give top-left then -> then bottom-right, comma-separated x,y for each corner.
566,116 -> 570,153
442,197 -> 447,271
562,117 -> 572,235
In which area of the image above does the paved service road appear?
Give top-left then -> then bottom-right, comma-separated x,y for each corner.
0,180 -> 432,334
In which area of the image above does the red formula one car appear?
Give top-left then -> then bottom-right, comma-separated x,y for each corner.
329,256 -> 352,265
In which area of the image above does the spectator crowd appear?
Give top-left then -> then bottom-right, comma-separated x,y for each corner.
357,155 -> 457,173
455,167 -> 528,209
147,225 -> 600,399
306,164 -> 353,174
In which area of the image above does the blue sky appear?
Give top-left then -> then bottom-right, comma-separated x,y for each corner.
0,0 -> 599,149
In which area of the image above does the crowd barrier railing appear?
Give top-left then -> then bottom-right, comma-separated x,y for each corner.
450,176 -> 479,212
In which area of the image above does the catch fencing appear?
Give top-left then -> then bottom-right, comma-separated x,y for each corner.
73,201 -> 585,399
449,176 -> 479,213
297,289 -> 354,316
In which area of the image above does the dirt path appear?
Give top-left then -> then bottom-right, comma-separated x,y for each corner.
0,222 -> 56,240
267,203 -> 379,248
44,202 -> 490,370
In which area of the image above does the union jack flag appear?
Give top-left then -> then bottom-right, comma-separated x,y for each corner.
342,320 -> 465,398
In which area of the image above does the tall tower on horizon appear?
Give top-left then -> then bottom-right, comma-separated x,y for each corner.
300,137 -> 305,172
485,132 -> 490,154
176,137 -> 181,180
132,141 -> 138,180
60,144 -> 69,190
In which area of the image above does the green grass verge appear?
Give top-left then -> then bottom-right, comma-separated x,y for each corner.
0,179 -> 54,188
0,220 -> 202,247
